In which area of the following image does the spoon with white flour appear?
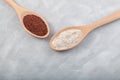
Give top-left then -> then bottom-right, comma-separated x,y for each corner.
50,10 -> 120,51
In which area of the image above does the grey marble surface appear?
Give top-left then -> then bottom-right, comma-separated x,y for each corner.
0,0 -> 120,80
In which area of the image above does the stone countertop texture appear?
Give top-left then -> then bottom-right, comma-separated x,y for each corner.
0,0 -> 120,80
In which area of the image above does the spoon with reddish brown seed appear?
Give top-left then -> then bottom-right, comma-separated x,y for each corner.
6,0 -> 50,38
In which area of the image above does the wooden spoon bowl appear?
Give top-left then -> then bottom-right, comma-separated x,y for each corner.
6,0 -> 50,38
50,26 -> 91,51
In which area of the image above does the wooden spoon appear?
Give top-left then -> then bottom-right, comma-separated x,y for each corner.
6,0 -> 50,38
50,10 -> 120,51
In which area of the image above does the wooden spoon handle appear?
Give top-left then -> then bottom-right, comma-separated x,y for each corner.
6,0 -> 24,14
89,11 -> 120,30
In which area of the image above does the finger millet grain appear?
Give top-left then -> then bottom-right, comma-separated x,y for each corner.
23,15 -> 48,36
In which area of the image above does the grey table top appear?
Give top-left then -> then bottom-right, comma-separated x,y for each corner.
0,0 -> 120,80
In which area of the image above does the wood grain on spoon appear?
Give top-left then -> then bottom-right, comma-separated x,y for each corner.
6,0 -> 50,38
50,10 -> 120,51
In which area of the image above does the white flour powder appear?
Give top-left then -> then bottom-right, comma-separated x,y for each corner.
52,29 -> 82,50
